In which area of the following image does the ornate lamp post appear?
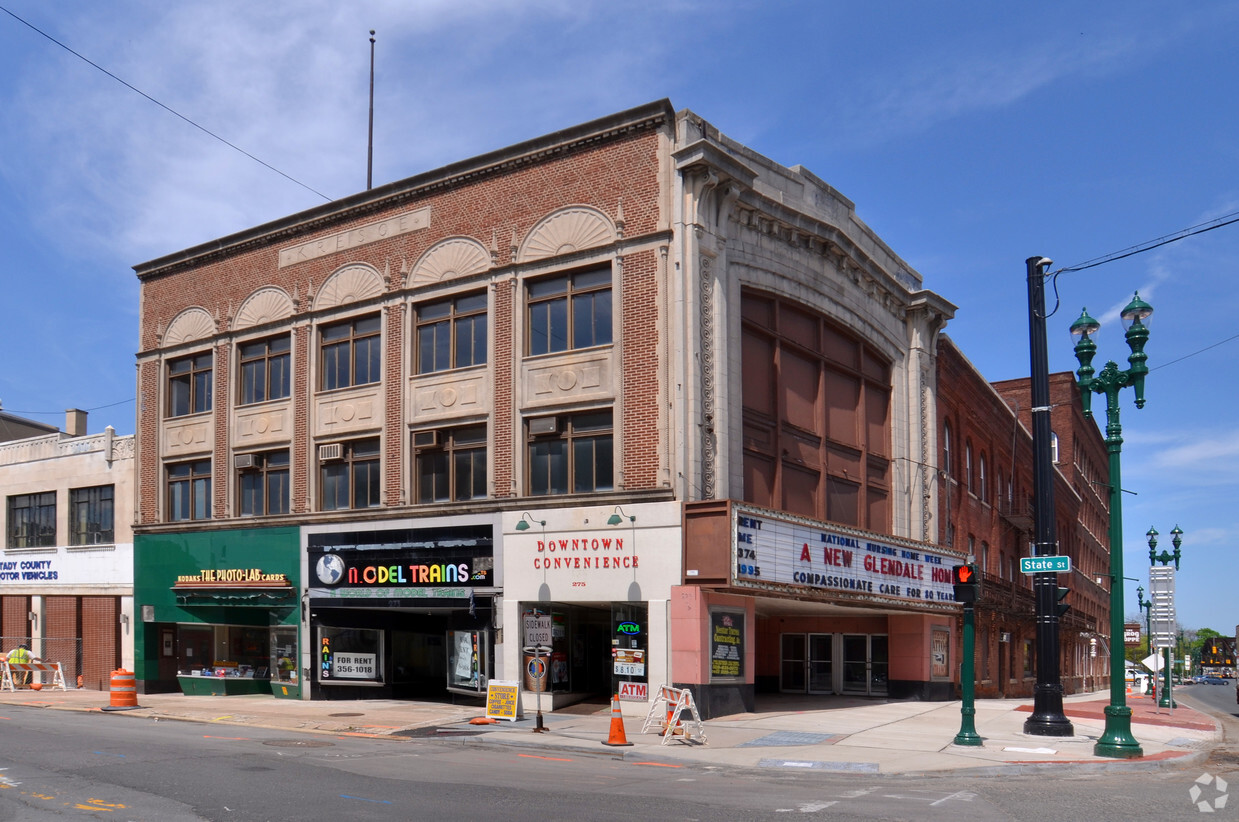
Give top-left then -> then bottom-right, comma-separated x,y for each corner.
1070,292 -> 1152,759
1136,586 -> 1153,695
1147,525 -> 1182,708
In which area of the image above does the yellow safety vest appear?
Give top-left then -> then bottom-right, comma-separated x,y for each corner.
9,648 -> 30,665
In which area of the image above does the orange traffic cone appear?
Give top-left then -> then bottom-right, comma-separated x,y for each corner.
601,694 -> 633,747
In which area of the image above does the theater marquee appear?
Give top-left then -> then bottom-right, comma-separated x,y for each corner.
733,505 -> 961,607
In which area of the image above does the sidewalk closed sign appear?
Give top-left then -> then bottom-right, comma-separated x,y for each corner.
524,615 -> 552,646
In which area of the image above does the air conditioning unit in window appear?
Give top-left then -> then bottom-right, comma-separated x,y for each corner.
413,431 -> 438,448
318,443 -> 343,461
529,416 -> 558,435
233,453 -> 257,469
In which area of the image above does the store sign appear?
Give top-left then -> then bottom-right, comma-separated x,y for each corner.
613,648 -> 645,676
1124,623 -> 1142,647
710,610 -> 744,679
734,508 -> 957,606
174,568 -> 288,586
531,536 -> 638,571
310,551 -> 491,589
618,681 -> 648,702
0,559 -> 59,582
332,652 -> 377,679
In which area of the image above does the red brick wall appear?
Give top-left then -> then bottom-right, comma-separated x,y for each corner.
2,595 -> 30,642
621,249 -> 661,489
81,596 -> 121,691
136,123 -> 666,522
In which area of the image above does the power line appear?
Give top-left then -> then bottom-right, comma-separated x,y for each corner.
4,397 -> 134,417
0,5 -> 332,202
1053,210 -> 1239,275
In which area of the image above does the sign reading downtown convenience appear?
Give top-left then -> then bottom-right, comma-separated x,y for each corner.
734,506 -> 959,605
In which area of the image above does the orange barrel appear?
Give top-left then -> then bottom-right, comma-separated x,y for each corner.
109,669 -> 137,708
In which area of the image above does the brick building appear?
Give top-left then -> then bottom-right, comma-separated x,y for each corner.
0,409 -> 134,689
131,99 -> 1045,715
931,353 -> 1114,699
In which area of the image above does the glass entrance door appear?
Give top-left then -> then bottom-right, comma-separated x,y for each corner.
842,634 -> 889,696
780,633 -> 806,692
781,633 -> 834,694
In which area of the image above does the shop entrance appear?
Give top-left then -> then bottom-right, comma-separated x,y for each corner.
842,633 -> 888,696
779,633 -> 833,694
778,632 -> 888,696
520,602 -> 648,705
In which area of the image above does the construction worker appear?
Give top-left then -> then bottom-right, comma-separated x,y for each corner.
9,644 -> 32,687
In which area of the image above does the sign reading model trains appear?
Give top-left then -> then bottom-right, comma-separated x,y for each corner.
733,507 -> 957,605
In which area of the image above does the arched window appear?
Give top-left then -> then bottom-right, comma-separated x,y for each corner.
1051,431 -> 1060,463
979,453 -> 988,502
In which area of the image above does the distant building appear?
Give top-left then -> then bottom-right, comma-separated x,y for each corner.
130,99 -> 1105,714
0,409 -> 134,688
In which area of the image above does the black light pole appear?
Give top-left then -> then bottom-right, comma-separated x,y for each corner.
1023,256 -> 1074,736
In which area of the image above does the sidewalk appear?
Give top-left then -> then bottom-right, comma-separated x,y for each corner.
0,686 -> 1216,776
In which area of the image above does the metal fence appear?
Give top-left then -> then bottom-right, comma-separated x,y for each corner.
2,636 -> 84,688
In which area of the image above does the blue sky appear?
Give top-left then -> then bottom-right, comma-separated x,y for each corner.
2,1 -> 1236,635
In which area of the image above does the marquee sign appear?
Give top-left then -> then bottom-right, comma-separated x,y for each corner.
733,506 -> 960,607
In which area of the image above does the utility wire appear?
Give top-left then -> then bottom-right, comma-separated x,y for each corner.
0,5 -> 332,202
1052,210 -> 1239,275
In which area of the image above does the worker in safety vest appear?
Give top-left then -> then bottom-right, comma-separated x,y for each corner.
8,644 -> 32,686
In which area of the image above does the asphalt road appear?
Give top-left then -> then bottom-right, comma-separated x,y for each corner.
0,702 -> 1234,821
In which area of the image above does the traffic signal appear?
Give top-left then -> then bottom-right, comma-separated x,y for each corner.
952,564 -> 980,603
1056,586 -> 1070,618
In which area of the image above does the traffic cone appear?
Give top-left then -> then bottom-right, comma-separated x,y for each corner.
601,694 -> 633,747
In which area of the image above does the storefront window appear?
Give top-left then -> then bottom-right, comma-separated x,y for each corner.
319,625 -> 383,685
176,624 -> 271,679
611,603 -> 648,697
446,629 -> 490,694
271,627 -> 298,683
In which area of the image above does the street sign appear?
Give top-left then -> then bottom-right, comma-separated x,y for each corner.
1149,566 -> 1177,647
1019,555 -> 1071,574
523,615 -> 552,646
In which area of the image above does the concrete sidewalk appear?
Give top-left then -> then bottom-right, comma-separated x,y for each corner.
0,686 -> 1216,776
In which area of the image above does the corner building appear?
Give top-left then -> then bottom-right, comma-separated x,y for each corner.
133,100 -> 967,715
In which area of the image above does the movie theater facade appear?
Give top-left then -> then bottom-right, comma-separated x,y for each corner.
131,99 -> 966,715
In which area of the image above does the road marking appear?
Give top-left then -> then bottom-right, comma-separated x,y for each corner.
202,735 -> 248,740
517,754 -> 573,762
931,790 -> 977,806
776,801 -> 838,812
634,762 -> 682,768
340,794 -> 393,804
91,751 -> 126,757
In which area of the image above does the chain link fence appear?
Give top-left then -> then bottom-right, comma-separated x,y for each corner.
2,636 -> 84,688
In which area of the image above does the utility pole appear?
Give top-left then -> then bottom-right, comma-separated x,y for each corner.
1022,256 -> 1074,737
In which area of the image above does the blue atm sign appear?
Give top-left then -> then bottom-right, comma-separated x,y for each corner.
1020,556 -> 1071,574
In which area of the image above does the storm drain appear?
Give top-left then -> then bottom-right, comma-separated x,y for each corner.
739,731 -> 835,747
262,739 -> 336,748
328,712 -> 365,717
759,759 -> 878,772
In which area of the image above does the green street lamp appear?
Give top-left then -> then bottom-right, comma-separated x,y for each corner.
1147,525 -> 1182,708
1136,586 -> 1153,695
1071,291 -> 1152,759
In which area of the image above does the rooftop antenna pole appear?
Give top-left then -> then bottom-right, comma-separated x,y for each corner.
367,29 -> 376,190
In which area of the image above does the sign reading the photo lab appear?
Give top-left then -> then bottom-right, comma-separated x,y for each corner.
733,507 -> 958,606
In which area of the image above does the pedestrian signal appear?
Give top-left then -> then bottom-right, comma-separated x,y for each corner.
1056,586 -> 1070,618
952,564 -> 980,603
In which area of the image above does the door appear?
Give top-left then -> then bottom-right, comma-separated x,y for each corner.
780,633 -> 806,692
842,634 -> 888,696
807,633 -> 833,693
781,633 -> 834,694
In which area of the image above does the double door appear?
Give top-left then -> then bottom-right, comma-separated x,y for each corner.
780,632 -> 888,696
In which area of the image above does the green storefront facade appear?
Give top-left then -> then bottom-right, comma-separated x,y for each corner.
134,526 -> 302,698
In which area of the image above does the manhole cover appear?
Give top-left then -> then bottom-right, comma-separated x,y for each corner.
262,739 -> 335,748
328,712 -> 365,717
